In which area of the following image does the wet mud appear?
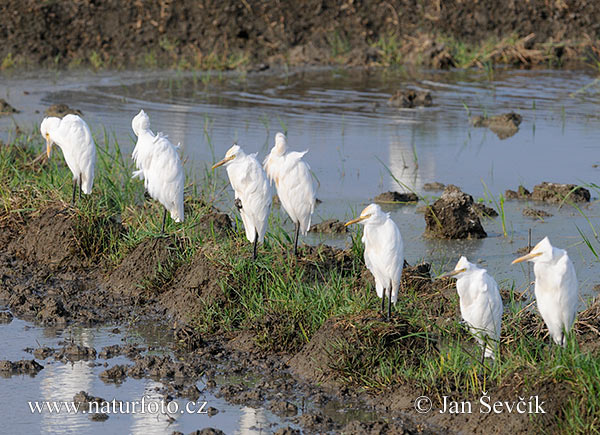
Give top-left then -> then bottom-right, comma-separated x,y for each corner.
309,219 -> 347,234
388,90 -> 433,108
424,185 -> 487,239
471,112 -> 522,139
374,191 -> 419,204
505,182 -> 591,204
44,103 -> 83,118
0,99 -> 19,115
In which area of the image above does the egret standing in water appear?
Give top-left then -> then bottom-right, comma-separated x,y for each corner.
438,256 -> 503,362
345,203 -> 404,319
212,144 -> 272,259
41,114 -> 96,204
512,236 -> 578,346
263,132 -> 316,256
131,110 -> 184,233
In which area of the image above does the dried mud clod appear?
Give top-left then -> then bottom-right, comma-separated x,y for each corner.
472,202 -> 499,218
374,191 -> 419,204
388,90 -> 433,108
522,207 -> 553,219
44,104 -> 83,118
424,185 -> 487,239
309,219 -> 347,234
423,182 -> 446,191
471,112 -> 522,139
0,98 -> 19,115
506,182 -> 590,204
0,359 -> 43,377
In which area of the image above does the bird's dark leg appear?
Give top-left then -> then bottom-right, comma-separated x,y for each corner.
387,287 -> 392,320
480,343 -> 487,366
161,208 -> 168,235
71,179 -> 77,205
253,230 -> 258,260
78,175 -> 82,201
293,221 -> 300,256
381,292 -> 385,314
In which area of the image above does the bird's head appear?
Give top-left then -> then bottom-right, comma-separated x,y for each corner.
437,255 -> 477,279
131,109 -> 150,137
40,117 -> 60,158
212,144 -> 242,169
512,236 -> 554,265
345,203 -> 385,227
273,132 -> 287,155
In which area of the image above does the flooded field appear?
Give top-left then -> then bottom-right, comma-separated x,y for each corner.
1,67 -> 600,433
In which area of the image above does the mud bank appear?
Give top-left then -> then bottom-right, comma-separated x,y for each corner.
2,0 -> 600,70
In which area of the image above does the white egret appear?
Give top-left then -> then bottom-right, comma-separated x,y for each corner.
439,256 -> 503,362
131,110 -> 184,232
512,236 -> 578,346
41,114 -> 96,204
263,132 -> 316,256
212,144 -> 272,259
345,203 -> 404,319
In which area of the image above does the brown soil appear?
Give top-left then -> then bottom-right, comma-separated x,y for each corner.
423,182 -> 445,191
522,207 -> 553,219
44,104 -> 83,118
424,185 -> 487,239
471,112 -> 522,139
388,90 -> 433,108
3,1 -> 600,69
374,191 -> 419,204
0,99 -> 19,115
309,218 -> 347,234
506,182 -> 591,204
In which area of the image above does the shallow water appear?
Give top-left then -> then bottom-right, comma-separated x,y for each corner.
2,67 -> 600,297
0,317 -> 309,434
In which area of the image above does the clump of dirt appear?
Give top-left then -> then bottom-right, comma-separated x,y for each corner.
0,359 -> 43,376
309,219 -> 347,234
423,182 -> 445,191
505,185 -> 531,199
106,237 -> 179,298
506,182 -> 590,204
33,347 -> 55,359
523,207 -> 553,219
471,112 -> 522,139
472,202 -> 499,217
9,207 -> 122,269
388,90 -> 432,108
424,185 -> 487,239
0,311 -> 13,323
99,364 -> 128,383
55,343 -> 97,362
73,391 -> 106,407
44,104 -> 82,118
159,245 -> 225,322
269,400 -> 298,417
374,191 -> 419,203
197,212 -> 233,239
0,99 -> 19,115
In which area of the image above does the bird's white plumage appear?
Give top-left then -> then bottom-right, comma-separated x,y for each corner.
517,237 -> 578,346
355,204 -> 404,304
263,132 -> 316,234
131,110 -> 184,222
219,144 -> 272,243
452,256 -> 503,358
40,114 -> 96,194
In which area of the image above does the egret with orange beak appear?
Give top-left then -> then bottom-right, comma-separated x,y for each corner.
438,256 -> 503,363
40,114 -> 96,204
213,144 -> 272,260
345,203 -> 403,319
512,236 -> 578,346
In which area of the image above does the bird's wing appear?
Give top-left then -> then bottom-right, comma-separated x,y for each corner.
278,155 -> 316,233
557,255 -> 579,328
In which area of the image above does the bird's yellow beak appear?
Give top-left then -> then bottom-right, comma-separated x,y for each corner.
435,268 -> 466,280
45,134 -> 52,159
512,251 -> 542,264
345,214 -> 370,227
211,154 -> 235,169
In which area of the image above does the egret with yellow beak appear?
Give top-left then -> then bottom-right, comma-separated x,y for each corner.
40,114 -> 96,204
438,256 -> 503,363
512,236 -> 578,346
213,144 -> 272,260
345,203 -> 404,319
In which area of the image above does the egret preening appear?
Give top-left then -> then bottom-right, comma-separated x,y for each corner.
512,236 -> 578,346
439,256 -> 503,362
263,132 -> 316,256
212,144 -> 272,259
41,114 -> 96,204
131,110 -> 184,233
345,203 -> 404,319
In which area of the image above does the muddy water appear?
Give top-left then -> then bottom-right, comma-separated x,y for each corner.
1,317 -> 308,434
1,67 -> 600,432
